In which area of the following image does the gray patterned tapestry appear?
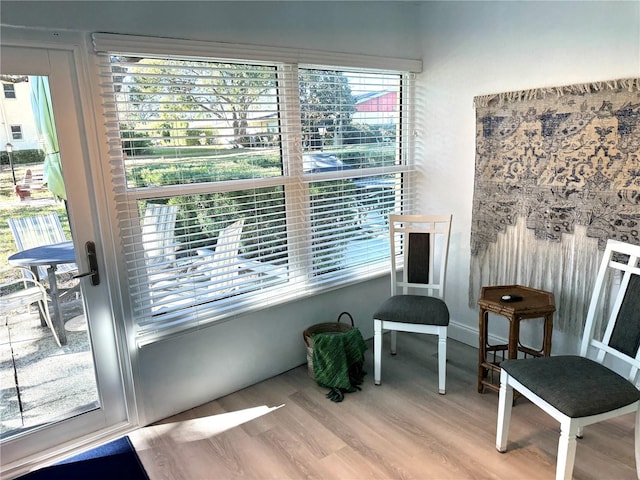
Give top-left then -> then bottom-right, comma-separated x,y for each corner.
470,78 -> 640,335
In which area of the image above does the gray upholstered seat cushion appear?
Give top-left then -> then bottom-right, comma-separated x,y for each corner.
373,295 -> 449,326
502,356 -> 640,418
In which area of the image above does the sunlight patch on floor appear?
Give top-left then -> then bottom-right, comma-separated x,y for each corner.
137,404 -> 285,444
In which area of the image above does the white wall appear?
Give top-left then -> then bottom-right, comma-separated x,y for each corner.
137,278 -> 388,421
1,1 -> 422,59
2,0 -> 639,425
416,0 -> 640,351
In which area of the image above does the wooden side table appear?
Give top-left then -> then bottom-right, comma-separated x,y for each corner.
477,285 -> 555,394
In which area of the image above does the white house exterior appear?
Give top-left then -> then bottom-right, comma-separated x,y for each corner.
0,79 -> 41,151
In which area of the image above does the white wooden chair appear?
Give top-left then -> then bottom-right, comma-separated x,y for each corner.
1,268 -> 61,347
373,214 -> 452,394
496,239 -> 640,480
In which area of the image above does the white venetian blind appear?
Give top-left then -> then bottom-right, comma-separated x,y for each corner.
94,39 -> 415,346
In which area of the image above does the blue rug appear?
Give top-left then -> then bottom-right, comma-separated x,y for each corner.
18,436 -> 149,480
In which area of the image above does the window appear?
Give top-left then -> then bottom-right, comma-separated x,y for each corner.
3,83 -> 16,99
94,35 -> 418,345
10,125 -> 22,140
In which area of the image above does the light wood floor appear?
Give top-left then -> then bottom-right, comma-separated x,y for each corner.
129,334 -> 637,479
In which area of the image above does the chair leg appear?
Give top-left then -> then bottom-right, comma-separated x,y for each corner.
374,319 -> 382,385
556,420 -> 579,480
635,405 -> 640,479
438,327 -> 446,394
390,330 -> 397,355
38,299 -> 61,348
496,369 -> 513,452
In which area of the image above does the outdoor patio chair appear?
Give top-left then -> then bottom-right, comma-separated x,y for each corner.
142,203 -> 180,272
148,218 -> 245,313
193,218 -> 245,293
7,212 -> 77,282
0,267 -> 61,347
373,214 -> 452,394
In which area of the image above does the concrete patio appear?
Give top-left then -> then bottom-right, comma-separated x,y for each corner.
0,294 -> 99,438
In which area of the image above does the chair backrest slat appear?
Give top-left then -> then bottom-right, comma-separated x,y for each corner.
142,203 -> 179,268
580,240 -> 640,383
8,213 -> 67,250
196,219 -> 245,292
388,214 -> 452,299
610,274 -> 640,357
407,232 -> 431,284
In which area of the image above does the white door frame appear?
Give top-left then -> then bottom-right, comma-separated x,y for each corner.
0,29 -> 136,478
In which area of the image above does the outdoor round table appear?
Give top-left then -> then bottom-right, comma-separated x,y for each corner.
8,241 -> 76,345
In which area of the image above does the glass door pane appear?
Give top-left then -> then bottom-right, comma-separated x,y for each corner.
0,75 -> 100,437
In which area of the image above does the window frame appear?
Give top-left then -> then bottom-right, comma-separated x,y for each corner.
10,124 -> 22,140
92,34 -> 421,346
3,83 -> 16,99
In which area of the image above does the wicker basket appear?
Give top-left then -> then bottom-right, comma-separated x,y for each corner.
303,312 -> 354,379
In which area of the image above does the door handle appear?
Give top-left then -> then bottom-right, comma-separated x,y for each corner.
73,241 -> 100,286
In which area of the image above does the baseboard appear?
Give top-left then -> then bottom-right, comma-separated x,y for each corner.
448,318 -> 507,350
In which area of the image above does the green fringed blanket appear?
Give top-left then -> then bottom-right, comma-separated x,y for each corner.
311,328 -> 367,402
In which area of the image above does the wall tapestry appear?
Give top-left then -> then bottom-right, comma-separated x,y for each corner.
471,78 -> 640,336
